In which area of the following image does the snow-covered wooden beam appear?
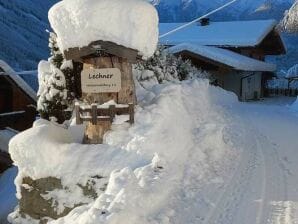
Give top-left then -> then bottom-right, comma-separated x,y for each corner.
64,40 -> 138,63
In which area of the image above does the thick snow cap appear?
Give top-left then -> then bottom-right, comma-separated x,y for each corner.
48,0 -> 159,58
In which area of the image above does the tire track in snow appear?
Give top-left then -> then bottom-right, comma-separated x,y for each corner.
256,134 -> 289,224
244,108 -> 289,224
201,126 -> 260,224
255,134 -> 267,224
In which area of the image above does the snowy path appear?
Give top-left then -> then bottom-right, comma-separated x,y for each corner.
240,103 -> 298,224
169,101 -> 298,224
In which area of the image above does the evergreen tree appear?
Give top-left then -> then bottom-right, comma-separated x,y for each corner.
37,32 -> 80,123
281,1 -> 298,33
135,45 -> 209,83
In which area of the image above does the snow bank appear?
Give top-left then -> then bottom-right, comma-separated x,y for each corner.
9,78 -> 239,223
290,97 -> 298,112
0,167 -> 18,224
0,128 -> 18,153
9,119 -> 149,199
48,0 -> 159,58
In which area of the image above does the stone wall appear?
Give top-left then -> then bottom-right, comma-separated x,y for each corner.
18,176 -> 106,223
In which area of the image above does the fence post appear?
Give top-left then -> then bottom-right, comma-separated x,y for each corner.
128,103 -> 134,124
75,103 -> 82,125
91,104 -> 97,125
109,105 -> 116,123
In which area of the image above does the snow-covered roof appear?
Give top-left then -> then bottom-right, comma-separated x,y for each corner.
286,64 -> 298,79
159,20 -> 277,47
49,0 -> 159,58
0,128 -> 18,153
0,60 -> 37,101
17,71 -> 39,92
168,43 -> 276,72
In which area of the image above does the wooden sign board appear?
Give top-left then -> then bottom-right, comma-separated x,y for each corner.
81,68 -> 121,93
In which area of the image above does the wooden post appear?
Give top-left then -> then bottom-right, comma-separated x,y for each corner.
91,104 -> 97,125
109,105 -> 116,123
128,103 -> 134,124
81,56 -> 136,144
75,103 -> 82,125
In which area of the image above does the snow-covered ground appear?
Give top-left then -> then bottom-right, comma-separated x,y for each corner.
3,78 -> 298,224
0,167 -> 18,224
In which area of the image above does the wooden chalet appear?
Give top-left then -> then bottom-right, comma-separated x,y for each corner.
0,60 -> 37,131
0,61 -> 37,173
159,19 -> 286,101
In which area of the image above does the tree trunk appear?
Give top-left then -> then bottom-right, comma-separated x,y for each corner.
81,56 -> 136,144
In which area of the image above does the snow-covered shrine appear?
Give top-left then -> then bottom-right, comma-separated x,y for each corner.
160,19 -> 286,101
49,0 -> 158,144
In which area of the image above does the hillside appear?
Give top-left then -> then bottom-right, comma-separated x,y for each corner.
282,0 -> 298,33
0,0 -> 296,72
155,0 -> 294,22
0,0 -> 58,71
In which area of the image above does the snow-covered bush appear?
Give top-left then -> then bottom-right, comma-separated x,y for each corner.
135,45 -> 209,83
37,32 -> 81,123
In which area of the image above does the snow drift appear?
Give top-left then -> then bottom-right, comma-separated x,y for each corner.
8,78 -> 242,223
290,96 -> 298,112
48,0 -> 159,58
0,167 -> 18,224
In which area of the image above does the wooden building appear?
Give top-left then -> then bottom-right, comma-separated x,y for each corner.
0,60 -> 37,131
159,19 -> 286,101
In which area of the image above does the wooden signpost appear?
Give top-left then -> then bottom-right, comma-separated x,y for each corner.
66,43 -> 137,144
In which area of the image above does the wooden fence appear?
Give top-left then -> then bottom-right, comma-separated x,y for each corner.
75,103 -> 134,125
264,88 -> 298,97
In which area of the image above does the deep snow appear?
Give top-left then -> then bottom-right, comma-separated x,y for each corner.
48,0 -> 159,58
0,167 -> 18,224
8,78 -> 241,223
2,77 -> 298,223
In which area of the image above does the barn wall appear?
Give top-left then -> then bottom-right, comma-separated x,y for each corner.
0,76 -> 36,131
212,68 -> 242,99
11,83 -> 34,111
0,76 -> 35,113
213,70 -> 262,101
241,72 -> 262,101
0,76 -> 13,113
